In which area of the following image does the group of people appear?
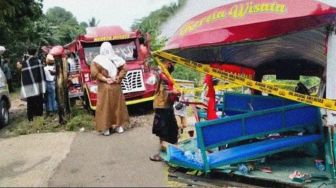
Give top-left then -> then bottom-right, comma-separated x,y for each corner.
92,42 -> 187,162
16,46 -> 57,121
12,42 -> 184,163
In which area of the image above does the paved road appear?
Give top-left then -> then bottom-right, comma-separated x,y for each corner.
48,126 -> 168,187
0,125 -> 168,187
0,132 -> 76,187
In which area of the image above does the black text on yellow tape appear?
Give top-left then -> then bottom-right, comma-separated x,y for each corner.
153,51 -> 336,111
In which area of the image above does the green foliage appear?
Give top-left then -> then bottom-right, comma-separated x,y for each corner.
0,105 -> 94,138
172,64 -> 201,86
262,75 -> 321,91
80,22 -> 89,28
131,0 -> 198,83
0,0 -> 42,27
65,107 -> 94,131
45,6 -> 77,25
0,0 -> 43,58
88,17 -> 100,27
0,3 -> 90,65
45,7 -> 86,44
131,0 -> 186,52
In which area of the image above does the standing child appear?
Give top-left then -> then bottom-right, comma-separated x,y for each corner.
44,54 -> 57,115
150,61 -> 180,162
174,93 -> 188,137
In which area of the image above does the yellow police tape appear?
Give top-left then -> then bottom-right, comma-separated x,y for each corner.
153,51 -> 336,111
178,84 -> 242,93
154,56 -> 242,93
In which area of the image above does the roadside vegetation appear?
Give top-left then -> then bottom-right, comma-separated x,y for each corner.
0,90 -> 151,138
0,0 -> 158,137
0,91 -> 94,138
131,0 -> 202,86
0,0 -> 320,137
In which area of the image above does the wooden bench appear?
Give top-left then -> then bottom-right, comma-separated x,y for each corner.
167,103 -> 323,172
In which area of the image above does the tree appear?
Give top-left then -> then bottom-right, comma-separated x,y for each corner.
45,7 -> 86,44
0,0 -> 43,58
88,17 -> 100,27
80,22 -> 89,28
131,0 -> 200,83
131,0 -> 186,51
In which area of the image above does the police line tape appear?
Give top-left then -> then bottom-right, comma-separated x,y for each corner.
153,51 -> 336,111
179,82 -> 296,93
178,84 -> 242,93
154,56 -> 242,93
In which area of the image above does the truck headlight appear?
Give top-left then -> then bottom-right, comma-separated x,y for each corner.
146,75 -> 156,85
88,85 -> 98,94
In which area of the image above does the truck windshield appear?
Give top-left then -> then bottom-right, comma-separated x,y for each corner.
83,40 -> 137,65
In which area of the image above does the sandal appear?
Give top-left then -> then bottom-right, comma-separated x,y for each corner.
149,154 -> 163,162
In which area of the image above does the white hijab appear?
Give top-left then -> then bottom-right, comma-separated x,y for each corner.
93,42 -> 126,79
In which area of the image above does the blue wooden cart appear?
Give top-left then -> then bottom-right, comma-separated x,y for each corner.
153,0 -> 336,186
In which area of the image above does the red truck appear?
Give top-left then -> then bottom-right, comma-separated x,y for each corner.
64,26 -> 157,111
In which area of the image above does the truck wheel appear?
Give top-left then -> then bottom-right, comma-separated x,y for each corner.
0,100 -> 9,127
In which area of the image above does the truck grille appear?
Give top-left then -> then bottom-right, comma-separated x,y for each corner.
121,70 -> 145,93
124,91 -> 145,99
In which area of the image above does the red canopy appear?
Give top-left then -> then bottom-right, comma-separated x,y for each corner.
163,0 -> 336,77
165,0 -> 336,50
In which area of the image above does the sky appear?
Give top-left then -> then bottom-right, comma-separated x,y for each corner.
42,0 -> 178,30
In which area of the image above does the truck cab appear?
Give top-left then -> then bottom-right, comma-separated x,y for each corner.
64,26 -> 157,110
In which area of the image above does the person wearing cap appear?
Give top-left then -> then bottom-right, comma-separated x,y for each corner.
44,54 -> 57,115
18,46 -> 46,121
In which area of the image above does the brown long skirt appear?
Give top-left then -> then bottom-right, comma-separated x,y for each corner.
95,82 -> 129,131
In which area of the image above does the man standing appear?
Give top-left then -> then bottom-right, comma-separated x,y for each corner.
17,46 -> 46,121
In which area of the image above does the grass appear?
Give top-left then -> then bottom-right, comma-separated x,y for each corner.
0,98 -> 154,138
0,104 -> 95,138
0,90 -> 153,138
65,106 -> 95,131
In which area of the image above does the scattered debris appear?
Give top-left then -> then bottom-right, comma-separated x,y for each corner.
315,159 -> 326,171
259,166 -> 272,174
289,171 -> 329,183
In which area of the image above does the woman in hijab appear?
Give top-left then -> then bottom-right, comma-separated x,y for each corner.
91,42 -> 129,136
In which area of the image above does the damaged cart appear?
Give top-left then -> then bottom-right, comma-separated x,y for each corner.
153,0 -> 336,187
